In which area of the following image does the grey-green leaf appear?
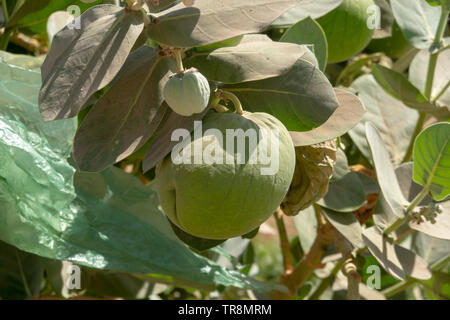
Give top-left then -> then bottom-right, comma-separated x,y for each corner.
322,208 -> 365,249
147,0 -> 300,47
390,0 -> 442,49
365,122 -> 409,219
272,0 -> 342,27
363,227 -> 432,280
409,41 -> 450,107
73,47 -> 175,172
293,206 -> 318,253
185,41 -> 315,84
280,17 -> 328,71
372,65 -> 450,119
290,89 -> 365,146
413,122 -> 450,201
39,5 -> 144,121
348,75 -> 419,165
223,59 -> 339,132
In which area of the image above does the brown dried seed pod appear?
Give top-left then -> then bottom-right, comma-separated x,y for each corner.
281,139 -> 338,216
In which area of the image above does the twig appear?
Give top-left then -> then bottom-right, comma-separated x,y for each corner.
274,207 -> 293,275
0,28 -> 48,54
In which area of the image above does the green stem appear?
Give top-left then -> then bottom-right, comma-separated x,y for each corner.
221,91 -> 244,114
2,0 -> 9,21
432,80 -> 450,103
425,8 -> 449,98
175,49 -> 184,73
15,249 -> 32,298
382,279 -> 417,298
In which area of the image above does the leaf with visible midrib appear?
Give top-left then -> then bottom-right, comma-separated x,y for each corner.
413,122 -> 450,201
222,59 -> 339,132
39,5 -> 144,121
372,65 -> 450,119
73,47 -> 175,172
147,0 -> 299,47
185,41 -> 315,84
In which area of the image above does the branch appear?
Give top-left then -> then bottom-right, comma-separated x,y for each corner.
0,28 -> 48,54
274,207 -> 294,275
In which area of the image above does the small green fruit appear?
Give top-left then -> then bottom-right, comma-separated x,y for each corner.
163,68 -> 210,116
317,0 -> 375,63
156,111 -> 296,239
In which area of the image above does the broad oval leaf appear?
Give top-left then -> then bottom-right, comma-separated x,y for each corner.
409,41 -> 450,107
73,47 -> 175,172
293,206 -> 318,253
223,59 -> 339,132
365,122 -> 409,218
372,65 -> 450,119
185,41 -> 315,84
290,89 -> 365,146
413,122 -> 450,201
390,0 -> 442,49
147,0 -> 300,47
272,0 -> 343,27
280,17 -> 328,71
39,5 -> 144,121
348,75 -> 419,165
363,227 -> 432,280
409,201 -> 450,240
317,149 -> 366,212
143,108 -> 207,171
322,208 -> 365,249
411,231 -> 450,265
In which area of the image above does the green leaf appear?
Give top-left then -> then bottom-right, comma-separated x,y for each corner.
372,65 -> 450,119
293,206 -> 318,253
363,227 -> 432,280
0,241 -> 45,299
5,0 -> 50,29
336,53 -> 382,86
322,208 -> 365,249
390,0 -> 443,49
272,0 -> 343,27
280,17 -> 328,71
365,122 -> 409,219
8,0 -> 103,35
185,41 -> 316,84
290,89 -> 365,146
409,40 -> 450,107
0,50 -> 45,71
142,107 -> 207,172
317,149 -> 366,212
169,220 -> 226,252
411,232 -> 450,265
73,47 -> 175,172
147,0 -> 300,47
39,5 -> 144,121
148,0 -> 180,12
413,122 -> 450,201
348,75 -> 420,165
223,59 -> 339,132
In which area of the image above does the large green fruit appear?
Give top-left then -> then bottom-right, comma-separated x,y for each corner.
156,111 -> 296,239
367,22 -> 413,59
317,0 -> 375,63
163,68 -> 210,116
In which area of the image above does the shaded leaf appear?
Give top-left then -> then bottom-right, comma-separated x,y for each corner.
348,75 -> 419,165
317,149 -> 366,212
366,122 -> 409,219
186,41 -> 315,84
322,208 -> 365,249
223,59 -> 339,132
148,0 -> 300,47
293,206 -> 318,253
169,220 -> 226,252
409,201 -> 450,240
143,107 -> 207,172
372,65 -> 450,119
363,227 -> 432,280
411,231 -> 450,265
280,17 -> 328,71
73,47 -> 175,172
0,241 -> 45,299
39,5 -> 144,121
413,122 -> 450,201
290,89 -> 365,146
